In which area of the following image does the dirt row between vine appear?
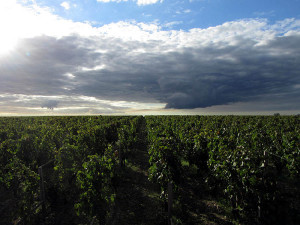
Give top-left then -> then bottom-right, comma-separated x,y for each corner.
109,118 -> 234,225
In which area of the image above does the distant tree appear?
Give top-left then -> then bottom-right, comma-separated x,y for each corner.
274,113 -> 280,116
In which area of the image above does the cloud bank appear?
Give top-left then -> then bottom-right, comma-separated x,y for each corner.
0,1 -> 299,114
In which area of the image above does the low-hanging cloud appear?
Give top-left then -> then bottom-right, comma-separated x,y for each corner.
0,2 -> 299,113
41,100 -> 59,110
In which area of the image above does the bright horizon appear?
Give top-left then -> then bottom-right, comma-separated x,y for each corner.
0,0 -> 299,115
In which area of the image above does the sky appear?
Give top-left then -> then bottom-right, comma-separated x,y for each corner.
0,0 -> 299,115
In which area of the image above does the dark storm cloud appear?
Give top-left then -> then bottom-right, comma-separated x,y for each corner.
0,19 -> 300,111
71,35 -> 300,109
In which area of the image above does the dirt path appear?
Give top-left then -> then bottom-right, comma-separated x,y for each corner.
174,176 -> 234,225
109,118 -> 234,225
111,118 -> 166,225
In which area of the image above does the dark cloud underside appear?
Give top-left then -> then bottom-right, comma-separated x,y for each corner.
0,20 -> 299,111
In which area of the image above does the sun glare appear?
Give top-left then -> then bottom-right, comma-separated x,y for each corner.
0,0 -> 81,56
0,1 -> 22,55
0,36 -> 19,56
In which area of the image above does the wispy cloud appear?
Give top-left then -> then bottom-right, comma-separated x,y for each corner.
60,1 -> 70,10
163,21 -> 183,28
254,10 -> 275,17
97,0 -> 129,3
96,0 -> 163,5
189,0 -> 206,2
137,0 -> 163,6
176,8 -> 192,14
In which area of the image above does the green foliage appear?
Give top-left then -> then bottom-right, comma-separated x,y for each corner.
0,115 -> 298,224
0,116 -> 143,223
146,115 -> 299,224
75,146 -> 116,220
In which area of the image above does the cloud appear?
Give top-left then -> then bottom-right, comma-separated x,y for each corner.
189,0 -> 206,2
60,2 -> 70,10
0,1 -> 299,114
137,0 -> 163,6
253,10 -> 275,17
176,9 -> 192,14
97,0 -> 129,3
0,93 -> 164,115
163,21 -> 183,29
96,0 -> 162,5
41,100 -> 59,110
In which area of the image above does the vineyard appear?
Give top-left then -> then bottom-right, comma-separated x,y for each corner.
0,115 -> 299,224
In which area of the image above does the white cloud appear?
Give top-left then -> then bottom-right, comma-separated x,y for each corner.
0,2 -> 299,64
96,0 -> 162,5
64,73 -> 76,79
97,0 -> 129,2
60,1 -> 70,10
80,65 -> 106,71
176,9 -> 192,15
137,0 -> 163,6
0,1 -> 99,42
163,21 -> 183,28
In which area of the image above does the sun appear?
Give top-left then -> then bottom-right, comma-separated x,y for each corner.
0,1 -> 58,56
0,1 -> 21,55
0,36 -> 19,56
